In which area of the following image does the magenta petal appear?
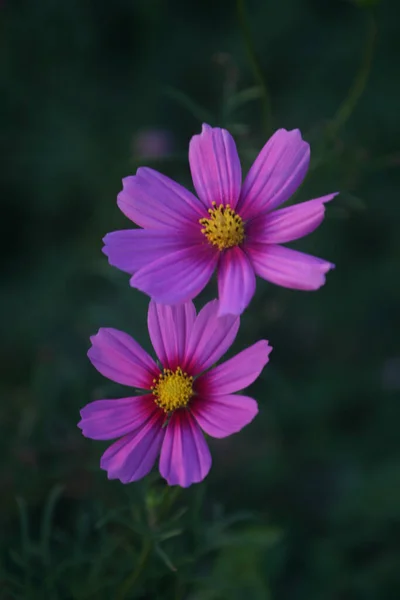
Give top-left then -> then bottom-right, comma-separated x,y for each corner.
147,300 -> 196,370
247,244 -> 334,290
189,124 -> 242,209
184,299 -> 239,375
103,229 -> 194,274
198,340 -> 272,396
159,410 -> 211,487
237,129 -> 310,219
191,394 -> 258,439
100,409 -> 165,483
78,395 -> 154,440
217,247 -> 256,316
117,167 -> 204,229
131,244 -> 218,305
88,328 -> 159,388
247,193 -> 337,244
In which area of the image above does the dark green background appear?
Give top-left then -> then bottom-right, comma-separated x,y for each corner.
1,0 -> 399,598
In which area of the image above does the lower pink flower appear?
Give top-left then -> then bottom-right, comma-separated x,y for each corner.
78,299 -> 272,487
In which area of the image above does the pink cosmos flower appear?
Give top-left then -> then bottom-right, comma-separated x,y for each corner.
78,299 -> 272,487
104,125 -> 337,316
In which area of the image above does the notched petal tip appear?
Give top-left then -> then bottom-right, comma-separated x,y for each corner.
291,127 -> 302,137
280,127 -> 310,155
121,174 -> 135,186
88,331 -> 100,348
260,339 -> 273,359
309,261 -> 335,290
201,122 -> 212,133
324,261 -> 335,272
277,127 -> 307,143
134,166 -> 151,178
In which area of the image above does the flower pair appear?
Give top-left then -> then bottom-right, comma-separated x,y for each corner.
79,125 -> 336,487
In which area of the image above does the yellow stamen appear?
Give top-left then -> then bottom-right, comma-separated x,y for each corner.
199,202 -> 245,251
151,367 -> 193,413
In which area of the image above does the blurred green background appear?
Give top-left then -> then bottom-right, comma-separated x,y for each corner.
1,0 -> 399,598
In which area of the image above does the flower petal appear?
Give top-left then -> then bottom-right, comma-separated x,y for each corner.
147,300 -> 196,370
118,167 -> 204,229
184,299 -> 239,375
247,244 -> 334,290
217,247 -> 256,316
191,394 -> 258,439
103,229 -> 195,274
237,129 -> 310,219
88,328 -> 159,388
189,124 -> 242,209
247,193 -> 337,244
100,409 -> 165,483
78,395 -> 154,440
159,410 -> 211,487
131,244 -> 218,305
197,340 -> 272,396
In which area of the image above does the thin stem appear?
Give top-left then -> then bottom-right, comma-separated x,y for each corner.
117,538 -> 152,600
157,485 -> 182,523
236,0 -> 272,135
328,12 -> 376,138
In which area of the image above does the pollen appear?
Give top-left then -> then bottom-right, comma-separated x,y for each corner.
151,367 -> 194,413
199,202 -> 245,251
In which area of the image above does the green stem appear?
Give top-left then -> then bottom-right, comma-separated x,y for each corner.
117,538 -> 152,600
157,485 -> 182,523
236,0 -> 272,135
328,12 -> 376,138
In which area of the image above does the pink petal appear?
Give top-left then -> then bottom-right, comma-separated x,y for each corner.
100,409 -> 165,483
197,340 -> 272,396
131,243 -> 218,305
237,129 -> 310,219
88,328 -> 159,389
147,300 -> 196,370
103,229 -> 195,274
189,124 -> 242,210
78,395 -> 154,440
118,167 -> 204,229
184,299 -> 239,375
247,193 -> 337,244
217,247 -> 256,316
159,410 -> 211,487
191,394 -> 258,439
247,244 -> 334,291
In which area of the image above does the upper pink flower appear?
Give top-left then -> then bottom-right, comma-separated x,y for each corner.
78,299 -> 272,487
104,125 -> 337,316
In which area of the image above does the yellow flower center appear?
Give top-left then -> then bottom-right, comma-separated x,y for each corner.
151,367 -> 194,413
199,202 -> 245,251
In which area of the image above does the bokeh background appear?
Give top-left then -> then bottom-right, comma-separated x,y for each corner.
1,0 -> 399,598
